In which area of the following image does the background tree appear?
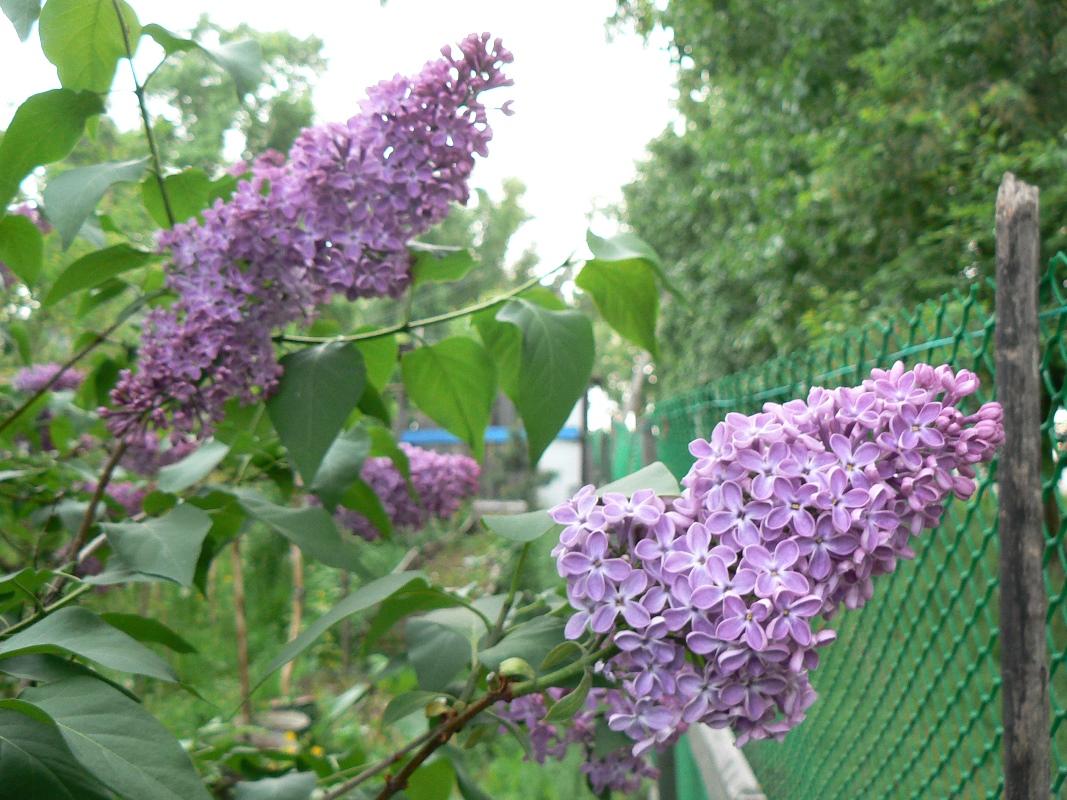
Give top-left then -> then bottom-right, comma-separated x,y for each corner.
615,0 -> 1067,393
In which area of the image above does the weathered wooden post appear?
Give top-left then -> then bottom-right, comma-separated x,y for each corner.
995,172 -> 1050,799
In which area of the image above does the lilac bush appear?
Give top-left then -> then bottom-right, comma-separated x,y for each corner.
105,34 -> 513,443
335,443 -> 481,540
11,362 -> 84,393
546,362 -> 1002,764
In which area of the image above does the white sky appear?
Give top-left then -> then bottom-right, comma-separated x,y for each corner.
0,0 -> 678,268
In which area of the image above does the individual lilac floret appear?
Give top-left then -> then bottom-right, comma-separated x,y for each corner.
11,363 -> 84,394
334,443 -> 480,540
549,362 -> 1003,749
104,35 -> 513,442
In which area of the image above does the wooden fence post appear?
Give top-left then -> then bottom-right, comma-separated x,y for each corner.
995,172 -> 1050,799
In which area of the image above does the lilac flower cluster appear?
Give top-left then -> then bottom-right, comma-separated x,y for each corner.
335,443 -> 481,540
10,363 -> 85,394
105,34 -> 513,442
550,363 -> 1003,753
495,689 -> 661,795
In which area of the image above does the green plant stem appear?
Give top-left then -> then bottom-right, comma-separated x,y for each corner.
1,583 -> 92,638
0,293 -> 158,436
112,0 -> 176,228
370,681 -> 508,800
275,261 -> 572,345
510,644 -> 617,699
42,441 -> 127,606
319,726 -> 439,799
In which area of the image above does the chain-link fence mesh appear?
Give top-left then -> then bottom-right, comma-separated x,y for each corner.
649,253 -> 1067,798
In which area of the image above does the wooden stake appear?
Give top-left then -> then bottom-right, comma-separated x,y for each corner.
231,538 -> 253,724
279,544 -> 305,698
995,172 -> 1050,799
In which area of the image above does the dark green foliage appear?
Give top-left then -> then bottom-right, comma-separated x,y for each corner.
617,0 -> 1067,392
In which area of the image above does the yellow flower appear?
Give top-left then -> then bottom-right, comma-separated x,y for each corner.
310,746 -> 325,757
283,731 -> 298,742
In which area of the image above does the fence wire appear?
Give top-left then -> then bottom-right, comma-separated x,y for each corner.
651,253 -> 1067,798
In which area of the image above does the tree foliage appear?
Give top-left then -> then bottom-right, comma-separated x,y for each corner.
616,0 -> 1067,392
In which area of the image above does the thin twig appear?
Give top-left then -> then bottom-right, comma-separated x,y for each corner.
0,294 -> 156,436
319,727 -> 439,799
0,583 -> 92,638
42,441 -> 127,605
509,644 -> 617,699
111,0 -> 175,228
370,681 -> 508,800
275,262 -> 573,346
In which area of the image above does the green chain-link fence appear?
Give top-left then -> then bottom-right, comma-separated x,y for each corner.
650,253 -> 1067,799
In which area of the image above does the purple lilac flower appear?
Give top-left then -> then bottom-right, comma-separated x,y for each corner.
105,35 -> 513,442
496,687 -> 662,794
333,443 -> 480,540
11,363 -> 84,394
547,362 -> 1003,751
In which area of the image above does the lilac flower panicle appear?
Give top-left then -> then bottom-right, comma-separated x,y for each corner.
334,443 -> 480,540
105,35 -> 512,442
547,363 -> 1002,764
11,363 -> 84,394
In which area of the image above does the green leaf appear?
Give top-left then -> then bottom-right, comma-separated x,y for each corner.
472,306 -> 521,399
97,613 -> 196,654
233,772 -> 317,800
43,244 -> 158,307
539,641 -> 583,672
157,439 -> 230,493
576,255 -> 659,357
363,583 -> 460,654
480,509 -> 558,543
140,22 -> 194,53
401,337 -> 495,460
0,213 -> 43,286
199,39 -> 264,98
0,654 -> 98,683
267,342 -> 367,486
0,89 -> 105,210
99,503 -> 213,587
43,158 -> 147,249
382,690 -> 449,726
368,425 -> 411,479
495,298 -> 595,464
234,489 -> 363,572
353,331 -> 397,390
476,616 -> 566,673
23,676 -> 214,800
339,479 -> 392,539
357,382 -> 391,426
0,0 -> 42,40
450,752 -> 493,800
253,572 -> 424,692
0,607 -> 177,682
310,425 -> 371,510
598,462 -> 680,496
406,615 -> 476,692
141,25 -> 264,100
141,168 -> 237,229
407,758 -> 454,800
544,670 -> 592,722
410,245 -> 475,286
0,706 -> 112,800
586,230 -> 685,304
38,0 -> 141,94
